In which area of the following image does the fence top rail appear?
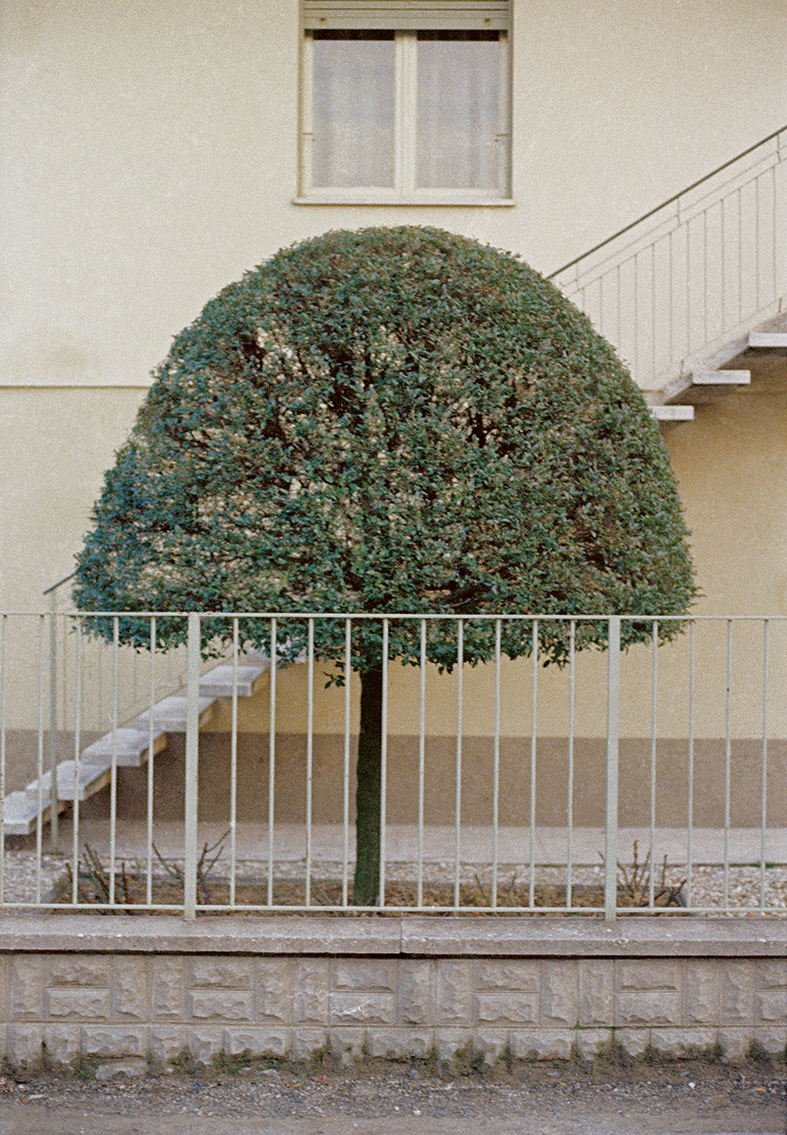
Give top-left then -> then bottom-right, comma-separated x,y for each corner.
3,610 -> 787,622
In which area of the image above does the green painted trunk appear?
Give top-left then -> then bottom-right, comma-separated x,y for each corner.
353,666 -> 383,906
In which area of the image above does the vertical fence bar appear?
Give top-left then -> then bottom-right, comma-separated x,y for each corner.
229,618 -> 239,907
48,593 -> 59,852
723,620 -> 732,909
566,621 -> 575,910
108,617 -> 120,906
454,619 -> 464,909
305,618 -> 314,907
342,619 -> 352,908
649,621 -> 658,907
417,618 -> 426,908
759,619 -> 769,911
267,618 -> 277,907
146,618 -> 156,906
183,613 -> 201,920
686,621 -> 695,907
0,616 -> 6,904
379,618 -> 389,908
35,616 -> 45,903
529,620 -> 538,908
71,619 -> 83,905
491,620 -> 501,909
604,616 -> 621,921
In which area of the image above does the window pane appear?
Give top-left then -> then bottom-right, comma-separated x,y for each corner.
416,32 -> 501,191
312,32 -> 396,188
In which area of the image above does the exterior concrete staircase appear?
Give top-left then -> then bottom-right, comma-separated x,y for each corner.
649,312 -> 787,423
1,655 -> 269,837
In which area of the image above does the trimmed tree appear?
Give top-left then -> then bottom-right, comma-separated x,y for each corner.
74,226 -> 696,904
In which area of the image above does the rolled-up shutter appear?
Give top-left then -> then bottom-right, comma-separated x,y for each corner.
302,2 -> 510,31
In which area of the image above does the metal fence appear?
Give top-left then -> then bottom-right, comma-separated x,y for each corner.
549,124 -> 787,391
0,611 -> 785,919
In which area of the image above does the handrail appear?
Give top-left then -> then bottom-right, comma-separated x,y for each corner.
43,571 -> 76,597
547,122 -> 786,280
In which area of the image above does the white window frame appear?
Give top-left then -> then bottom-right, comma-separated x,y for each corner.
297,3 -> 513,205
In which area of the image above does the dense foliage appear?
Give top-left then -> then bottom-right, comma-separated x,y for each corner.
75,226 -> 696,667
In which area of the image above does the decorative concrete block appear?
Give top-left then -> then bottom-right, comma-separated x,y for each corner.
43,1024 -> 80,1065
333,959 -> 396,991
190,1027 -> 225,1065
7,1024 -> 44,1067
617,961 -> 679,991
616,991 -> 681,1027
149,1026 -> 184,1064
573,1028 -> 612,1060
614,1028 -> 650,1058
683,961 -> 719,1026
11,957 -> 43,1019
648,1027 -> 716,1058
510,1028 -> 574,1061
436,961 -> 472,1026
48,958 -> 110,987
758,960 -> 787,989
293,960 -> 329,1025
255,959 -> 292,1024
366,1027 -> 433,1060
578,961 -> 614,1026
330,991 -> 396,1027
475,960 -> 539,992
187,990 -> 255,1022
190,958 -> 252,989
151,959 -> 185,1021
474,991 -> 539,1027
433,1027 -> 471,1061
291,1027 -> 328,1060
329,1026 -> 367,1064
399,960 -> 432,1025
81,1026 -> 147,1058
474,1028 -> 508,1065
541,962 -> 578,1027
111,958 -> 148,1020
721,964 -> 755,1025
755,991 -> 787,1025
224,1027 -> 290,1058
718,1027 -> 752,1061
753,1026 -> 787,1056
46,988 -> 111,1021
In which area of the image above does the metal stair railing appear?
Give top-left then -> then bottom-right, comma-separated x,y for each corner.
548,124 -> 787,392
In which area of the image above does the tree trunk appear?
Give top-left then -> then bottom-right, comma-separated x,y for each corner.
353,665 -> 383,905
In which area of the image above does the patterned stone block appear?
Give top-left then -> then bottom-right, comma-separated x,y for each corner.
399,960 -> 432,1025
7,1024 -> 44,1067
433,1027 -> 472,1062
81,1026 -> 147,1058
46,988 -> 111,1021
648,1027 -> 716,1058
474,1028 -> 508,1065
578,961 -> 614,1026
616,990 -> 681,1027
613,1028 -> 650,1058
721,964 -> 755,1025
149,1026 -> 184,1064
541,962 -> 578,1027
333,959 -> 396,991
293,960 -> 329,1025
574,1028 -> 612,1060
0,959 -> 9,1020
753,1026 -> 787,1055
755,991 -> 787,1025
329,1026 -> 367,1064
683,961 -> 719,1026
190,958 -> 252,989
48,958 -> 110,987
435,961 -> 472,1026
151,958 -> 185,1020
111,958 -> 148,1020
255,959 -> 292,1024
474,991 -> 539,1027
224,1027 -> 291,1058
758,960 -> 787,988
617,961 -> 679,991
718,1027 -> 751,1060
290,1027 -> 328,1060
11,957 -> 44,1019
187,989 -> 255,1022
475,960 -> 539,991
189,1027 -> 225,1065
43,1024 -> 80,1065
330,991 -> 396,1026
366,1027 -> 433,1060
509,1028 -> 573,1061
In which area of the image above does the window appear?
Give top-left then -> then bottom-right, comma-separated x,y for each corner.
299,2 -> 511,202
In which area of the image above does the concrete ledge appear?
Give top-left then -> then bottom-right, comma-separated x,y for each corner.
0,915 -> 783,957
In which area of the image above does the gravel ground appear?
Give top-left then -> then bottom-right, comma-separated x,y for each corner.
0,1059 -> 785,1134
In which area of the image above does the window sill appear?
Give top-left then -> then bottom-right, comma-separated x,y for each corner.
292,196 -> 516,207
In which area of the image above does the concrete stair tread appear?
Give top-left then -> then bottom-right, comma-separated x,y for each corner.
80,728 -> 167,767
749,331 -> 787,349
198,663 -> 268,699
132,695 -> 216,733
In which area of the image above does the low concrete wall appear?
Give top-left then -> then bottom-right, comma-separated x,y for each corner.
0,917 -> 784,1070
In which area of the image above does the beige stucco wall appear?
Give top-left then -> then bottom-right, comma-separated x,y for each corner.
1,0 -> 786,756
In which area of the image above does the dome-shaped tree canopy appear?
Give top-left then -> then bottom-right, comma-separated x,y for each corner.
76,225 -> 695,667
